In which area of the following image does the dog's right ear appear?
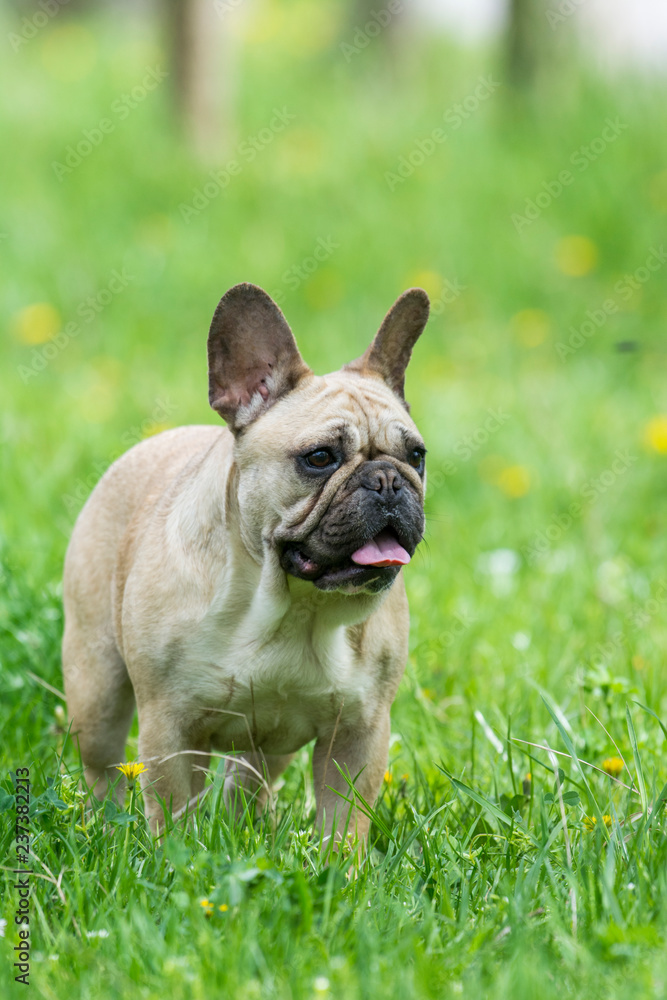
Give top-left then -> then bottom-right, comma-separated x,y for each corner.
207,283 -> 311,432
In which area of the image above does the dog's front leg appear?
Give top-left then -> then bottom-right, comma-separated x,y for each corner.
312,709 -> 390,855
137,705 -> 208,833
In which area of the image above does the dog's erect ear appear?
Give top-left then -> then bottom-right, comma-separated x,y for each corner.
207,283 -> 311,432
344,288 -> 430,401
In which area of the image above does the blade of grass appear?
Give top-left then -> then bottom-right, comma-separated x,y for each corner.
633,701 -> 667,743
585,706 -> 634,783
437,764 -> 540,845
545,742 -> 577,936
626,705 -> 648,816
541,696 -> 608,835
646,782 -> 667,833
510,738 -> 636,794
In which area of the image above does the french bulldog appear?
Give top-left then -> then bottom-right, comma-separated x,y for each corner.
62,283 -> 430,849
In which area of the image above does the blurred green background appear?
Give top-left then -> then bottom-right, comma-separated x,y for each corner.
2,1 -> 667,997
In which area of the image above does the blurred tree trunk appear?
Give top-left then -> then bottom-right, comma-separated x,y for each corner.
164,0 -> 236,161
346,0 -> 407,53
506,0 -> 541,87
341,0 -> 411,81
506,0 -> 567,89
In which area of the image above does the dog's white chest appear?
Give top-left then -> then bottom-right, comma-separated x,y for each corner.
177,613 -> 373,755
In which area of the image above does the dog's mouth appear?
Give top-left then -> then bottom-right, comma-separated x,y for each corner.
279,528 -> 414,593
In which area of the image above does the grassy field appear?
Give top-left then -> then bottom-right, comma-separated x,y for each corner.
2,3 -> 667,997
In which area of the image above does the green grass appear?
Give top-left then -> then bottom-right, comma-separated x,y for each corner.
2,3 -> 667,998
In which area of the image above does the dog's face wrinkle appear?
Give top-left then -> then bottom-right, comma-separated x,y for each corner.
292,422 -> 358,463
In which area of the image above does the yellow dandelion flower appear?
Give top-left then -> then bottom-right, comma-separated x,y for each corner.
405,270 -> 443,301
644,415 -> 667,454
142,421 -> 173,440
584,814 -> 611,832
602,757 -> 624,778
77,377 -> 118,424
218,904 -> 229,913
116,761 -> 146,783
384,771 -> 393,784
199,899 -> 213,916
510,309 -> 550,347
496,465 -> 531,498
11,303 -> 61,345
555,235 -> 598,277
525,773 -> 532,782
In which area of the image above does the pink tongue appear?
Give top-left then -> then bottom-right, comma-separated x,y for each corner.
351,530 -> 411,567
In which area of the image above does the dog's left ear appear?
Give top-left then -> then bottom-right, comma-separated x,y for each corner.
345,288 -> 430,402
207,283 -> 311,432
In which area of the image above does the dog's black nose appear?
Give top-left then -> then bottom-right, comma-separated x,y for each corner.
359,461 -> 403,498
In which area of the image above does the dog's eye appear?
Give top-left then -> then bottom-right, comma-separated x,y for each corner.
408,448 -> 425,471
305,449 -> 336,469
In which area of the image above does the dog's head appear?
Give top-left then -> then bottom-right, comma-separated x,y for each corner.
207,283 -> 429,594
